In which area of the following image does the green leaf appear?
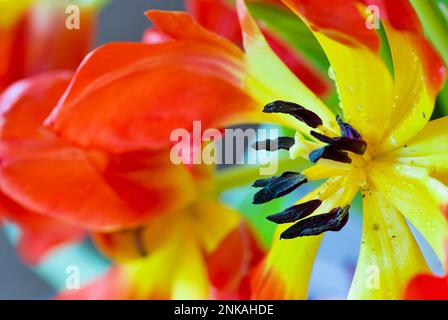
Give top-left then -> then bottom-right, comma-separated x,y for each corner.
411,0 -> 448,66
247,2 -> 329,73
434,82 -> 448,118
411,0 -> 448,118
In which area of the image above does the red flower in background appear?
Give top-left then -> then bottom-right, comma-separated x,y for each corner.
0,7 -> 271,294
0,69 -> 264,298
0,1 -> 99,92
0,72 -> 196,256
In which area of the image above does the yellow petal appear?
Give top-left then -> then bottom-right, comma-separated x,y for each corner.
279,0 -> 394,148
369,162 -> 448,262
234,0 -> 337,135
171,233 -> 210,299
314,34 -> 394,149
348,190 -> 428,300
190,199 -> 240,254
378,25 -> 437,154
385,116 -> 448,175
0,0 -> 33,28
93,209 -> 187,262
123,236 -> 179,299
251,176 -> 358,299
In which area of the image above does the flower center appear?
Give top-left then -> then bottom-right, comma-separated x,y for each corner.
251,100 -> 370,239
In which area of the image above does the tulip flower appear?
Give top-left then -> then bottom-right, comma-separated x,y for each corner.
37,0 -> 448,300
244,0 -> 448,299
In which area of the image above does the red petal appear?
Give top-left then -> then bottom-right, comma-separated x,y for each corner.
0,5 -> 96,93
145,10 -> 243,57
281,0 -> 380,50
363,0 -> 446,94
186,0 -> 330,97
46,11 -> 254,153
185,0 -> 243,45
0,191 -> 85,264
250,258 -> 287,299
0,72 -> 196,230
206,223 -> 264,299
404,274 -> 448,300
24,5 -> 96,76
0,14 -> 27,92
262,30 -> 330,96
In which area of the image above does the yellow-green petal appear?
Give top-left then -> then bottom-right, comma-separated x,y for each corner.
386,116 -> 448,175
378,25 -> 437,154
348,190 -> 428,299
369,162 -> 448,263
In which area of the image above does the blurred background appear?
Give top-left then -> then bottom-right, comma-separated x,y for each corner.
0,0 -> 185,300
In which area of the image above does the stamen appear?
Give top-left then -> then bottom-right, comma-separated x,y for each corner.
252,137 -> 295,151
252,171 -> 307,204
280,206 -> 350,239
263,100 -> 323,128
309,145 -> 352,164
267,199 -> 322,224
336,115 -> 362,139
310,131 -> 367,155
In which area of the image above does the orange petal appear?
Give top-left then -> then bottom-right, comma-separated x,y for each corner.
0,191 -> 85,264
0,72 -> 196,230
207,223 -> 264,299
185,0 -> 242,45
281,0 -> 380,50
47,11 -> 255,153
0,14 -> 27,92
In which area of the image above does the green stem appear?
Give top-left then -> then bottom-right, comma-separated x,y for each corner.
438,82 -> 448,115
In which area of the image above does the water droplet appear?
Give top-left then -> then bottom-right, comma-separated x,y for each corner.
328,66 -> 336,80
